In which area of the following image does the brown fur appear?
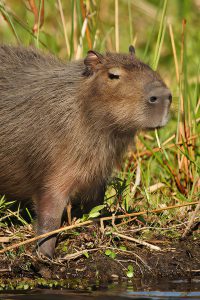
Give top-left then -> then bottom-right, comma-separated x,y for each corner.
0,46 -> 172,257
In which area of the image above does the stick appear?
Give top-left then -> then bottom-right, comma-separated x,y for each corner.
61,248 -> 98,260
0,220 -> 92,254
100,201 -> 199,222
112,232 -> 161,251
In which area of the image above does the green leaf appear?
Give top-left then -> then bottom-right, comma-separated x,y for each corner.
81,214 -> 89,221
23,284 -> 29,290
119,245 -> 127,251
83,251 -> 89,258
127,271 -> 134,278
105,249 -> 116,259
128,265 -> 134,272
88,204 -> 105,219
88,211 -> 100,219
126,265 -> 134,278
105,249 -> 112,256
62,245 -> 68,252
110,251 -> 116,259
89,205 -> 105,214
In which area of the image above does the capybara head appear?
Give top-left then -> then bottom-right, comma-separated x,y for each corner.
82,45 -> 172,133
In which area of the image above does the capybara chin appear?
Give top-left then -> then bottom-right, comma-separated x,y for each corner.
0,45 -> 172,257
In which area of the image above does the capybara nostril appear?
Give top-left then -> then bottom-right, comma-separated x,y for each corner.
168,93 -> 172,104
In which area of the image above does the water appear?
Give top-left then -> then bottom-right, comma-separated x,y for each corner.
0,279 -> 200,300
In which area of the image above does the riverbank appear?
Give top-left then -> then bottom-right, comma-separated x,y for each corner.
0,218 -> 199,290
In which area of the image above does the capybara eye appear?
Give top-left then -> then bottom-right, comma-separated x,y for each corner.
149,96 -> 158,103
108,73 -> 120,80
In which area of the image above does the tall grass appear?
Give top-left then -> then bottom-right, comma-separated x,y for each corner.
0,0 -> 199,225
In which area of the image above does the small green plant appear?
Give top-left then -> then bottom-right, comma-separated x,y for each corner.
119,245 -> 127,251
83,251 -> 89,258
126,265 -> 134,278
105,249 -> 116,259
81,204 -> 106,221
0,195 -> 15,214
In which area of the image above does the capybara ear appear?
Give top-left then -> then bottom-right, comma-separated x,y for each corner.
129,45 -> 135,55
84,50 -> 103,71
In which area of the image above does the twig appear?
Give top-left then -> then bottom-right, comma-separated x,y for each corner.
100,201 -> 199,222
187,270 -> 200,273
0,237 -> 10,243
182,200 -> 200,238
115,217 -> 137,227
162,134 -> 176,146
130,163 -> 141,195
128,219 -> 199,232
0,220 -> 92,254
112,232 -> 161,251
100,218 -> 105,233
61,248 -> 98,261
147,182 -> 165,193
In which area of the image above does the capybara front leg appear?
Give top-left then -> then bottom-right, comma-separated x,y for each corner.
34,192 -> 68,258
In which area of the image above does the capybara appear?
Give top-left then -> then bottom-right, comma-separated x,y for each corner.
0,45 -> 172,257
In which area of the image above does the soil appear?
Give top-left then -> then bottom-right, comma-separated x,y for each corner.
0,223 -> 199,290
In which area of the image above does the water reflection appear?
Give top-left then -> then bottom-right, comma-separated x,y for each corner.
0,279 -> 200,300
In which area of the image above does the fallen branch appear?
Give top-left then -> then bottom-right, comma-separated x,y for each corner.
115,217 -> 137,227
100,201 -> 199,222
0,220 -> 93,254
112,232 -> 161,251
61,248 -> 98,261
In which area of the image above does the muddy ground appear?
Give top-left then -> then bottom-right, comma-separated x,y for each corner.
0,222 -> 199,290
